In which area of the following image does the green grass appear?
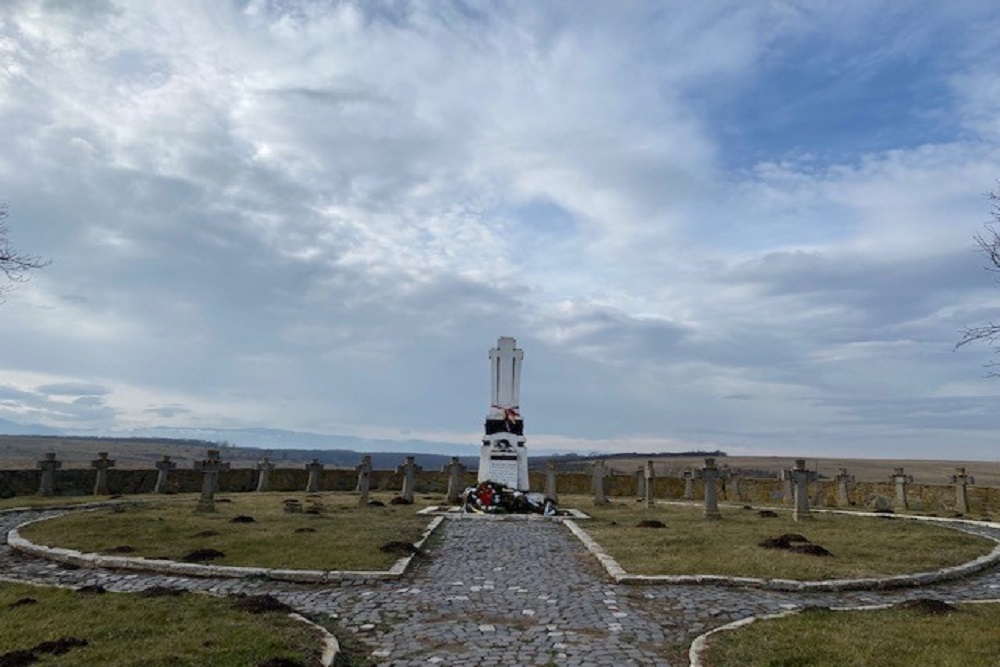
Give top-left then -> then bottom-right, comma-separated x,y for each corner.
0,495 -> 135,511
570,497 -> 994,580
17,492 -> 438,571
701,602 -> 1000,666
0,581 -> 324,667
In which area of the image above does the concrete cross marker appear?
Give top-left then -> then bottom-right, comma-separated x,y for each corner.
256,457 -> 275,492
891,468 -> 913,510
397,456 -> 422,503
591,459 -> 609,505
544,460 -> 559,503
781,459 -> 817,521
682,469 -> 695,500
356,455 -> 372,506
479,336 -> 528,490
694,458 -> 723,520
193,449 -> 229,513
834,468 -> 855,507
643,459 -> 656,509
635,467 -> 645,501
153,455 -> 176,494
781,477 -> 794,504
443,456 -> 467,504
305,458 -> 324,493
36,452 -> 60,497
727,469 -> 742,502
91,452 -> 115,496
951,467 -> 974,515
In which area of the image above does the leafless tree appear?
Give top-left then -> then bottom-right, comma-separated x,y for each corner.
0,203 -> 48,297
957,189 -> 1000,372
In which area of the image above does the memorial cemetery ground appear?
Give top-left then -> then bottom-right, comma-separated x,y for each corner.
0,581 -> 328,667
16,492 -> 438,571
699,601 -> 1000,667
577,497 -> 994,579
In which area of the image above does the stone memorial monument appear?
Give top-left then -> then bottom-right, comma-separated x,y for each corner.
91,452 -> 115,496
37,453 -> 60,497
478,336 -> 529,490
951,467 -> 974,514
591,459 -> 609,505
891,468 -> 912,510
643,459 -> 656,509
153,455 -> 176,494
256,457 -> 275,492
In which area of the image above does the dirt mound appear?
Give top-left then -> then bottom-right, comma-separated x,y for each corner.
758,510 -> 778,518
138,586 -> 186,598
0,637 -> 89,667
367,500 -> 386,507
182,548 -> 225,563
788,543 -> 833,557
8,598 -> 36,609
636,520 -> 667,528
230,595 -> 293,615
894,598 -> 957,615
759,534 -> 810,549
192,530 -> 221,537
75,585 -> 106,595
294,527 -> 316,533
389,496 -> 412,505
229,515 -> 255,523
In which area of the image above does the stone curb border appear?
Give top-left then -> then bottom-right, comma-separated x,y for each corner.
7,508 -> 446,584
0,574 -> 340,666
565,510 -> 1000,591
686,597 -> 1000,667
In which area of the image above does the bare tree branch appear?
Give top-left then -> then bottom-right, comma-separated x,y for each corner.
957,188 -> 1000,373
0,203 -> 49,295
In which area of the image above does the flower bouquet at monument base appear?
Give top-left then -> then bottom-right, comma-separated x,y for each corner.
462,480 -> 559,515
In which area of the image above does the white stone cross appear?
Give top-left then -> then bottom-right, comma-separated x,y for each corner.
694,458 -> 723,520
37,453 -> 61,497
305,458 -> 324,493
643,459 -> 656,509
834,467 -> 854,508
681,469 -> 695,500
154,455 -> 176,494
397,456 -> 422,503
544,460 -> 559,502
355,455 -> 372,505
490,336 -> 524,412
194,449 -> 229,512
256,457 -> 275,492
591,459 -> 609,505
442,457 -> 467,504
91,452 -> 115,496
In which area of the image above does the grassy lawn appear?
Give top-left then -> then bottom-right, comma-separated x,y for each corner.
569,497 -> 994,580
0,495 -> 140,511
701,602 -> 1000,667
0,581 -> 324,667
17,492 -> 440,571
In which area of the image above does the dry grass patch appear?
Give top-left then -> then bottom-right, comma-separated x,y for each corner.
0,581 -> 322,667
701,602 -> 1000,666
568,497 -> 993,579
17,492 -> 435,571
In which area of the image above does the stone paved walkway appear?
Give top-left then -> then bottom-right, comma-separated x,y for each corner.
4,509 -> 1000,666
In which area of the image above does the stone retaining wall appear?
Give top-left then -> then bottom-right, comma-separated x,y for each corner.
2,467 -> 997,516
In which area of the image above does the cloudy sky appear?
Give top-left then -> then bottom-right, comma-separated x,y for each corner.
3,1 -> 1000,459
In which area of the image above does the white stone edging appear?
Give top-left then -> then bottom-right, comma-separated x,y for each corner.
686,597 -> 1000,667
289,612 -> 340,667
8,511 -> 446,583
565,512 -> 1000,591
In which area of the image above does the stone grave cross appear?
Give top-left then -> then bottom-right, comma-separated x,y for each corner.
37,452 -> 61,497
544,460 -> 559,503
591,459 -> 609,505
397,456 -> 422,503
781,459 -> 817,521
891,468 -> 913,510
194,449 -> 229,512
154,455 -> 177,494
834,467 -> 854,507
305,458 -> 324,493
256,457 -> 275,492
443,456 -> 467,504
479,336 -> 529,490
681,468 -> 695,500
728,469 -> 742,502
951,467 -> 974,515
643,459 -> 656,509
91,452 -> 115,496
356,455 -> 372,506
694,458 -> 723,520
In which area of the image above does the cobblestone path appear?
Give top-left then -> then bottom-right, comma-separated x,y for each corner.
4,509 -> 1000,666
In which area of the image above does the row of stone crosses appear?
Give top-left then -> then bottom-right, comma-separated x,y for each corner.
35,451 -> 977,519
